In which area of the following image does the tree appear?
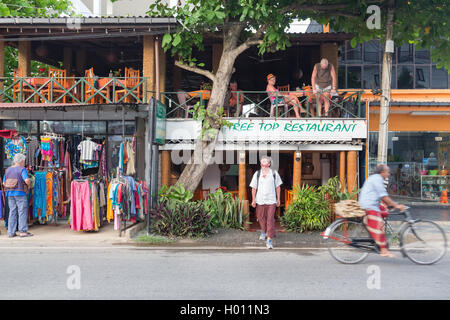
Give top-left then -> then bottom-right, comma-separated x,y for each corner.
148,0 -> 449,192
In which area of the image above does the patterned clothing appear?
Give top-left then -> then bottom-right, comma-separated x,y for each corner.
363,207 -> 389,249
5,136 -> 27,160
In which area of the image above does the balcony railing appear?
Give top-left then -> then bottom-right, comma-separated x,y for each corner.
162,89 -> 364,119
0,76 -> 148,104
0,78 -> 365,119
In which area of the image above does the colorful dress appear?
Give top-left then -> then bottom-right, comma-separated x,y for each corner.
5,136 -> 27,160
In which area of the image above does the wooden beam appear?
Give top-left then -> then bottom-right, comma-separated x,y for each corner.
161,150 -> 171,187
18,40 -> 31,76
238,151 -> 247,200
347,151 -> 357,196
293,151 -> 302,189
159,42 -> 166,102
340,151 -> 346,193
63,47 -> 73,74
143,35 -> 155,98
75,48 -> 87,75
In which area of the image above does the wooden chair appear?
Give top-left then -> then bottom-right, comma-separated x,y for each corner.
285,189 -> 294,211
46,67 -> 67,103
84,68 -> 108,104
277,84 -> 290,92
194,188 -> 210,200
13,68 -> 36,102
114,67 -> 141,103
229,190 -> 239,200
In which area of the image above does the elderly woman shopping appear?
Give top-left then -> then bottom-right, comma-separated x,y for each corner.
3,153 -> 32,238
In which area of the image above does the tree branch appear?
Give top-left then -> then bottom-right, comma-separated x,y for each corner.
175,60 -> 216,82
232,24 -> 267,57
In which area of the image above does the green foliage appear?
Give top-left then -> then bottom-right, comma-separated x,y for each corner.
0,0 -> 73,17
318,176 -> 360,202
189,102 -> 232,140
150,200 -> 212,238
280,185 -> 331,233
158,183 -> 194,203
202,189 -> 248,230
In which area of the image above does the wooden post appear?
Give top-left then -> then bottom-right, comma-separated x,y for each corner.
330,152 -> 337,178
158,42 -> 166,103
143,35 -> 155,99
0,36 -> 4,103
75,48 -> 86,75
63,47 -> 73,74
18,40 -> 31,76
293,151 -> 302,189
161,150 -> 171,187
340,151 -> 346,193
238,151 -> 246,200
347,151 -> 357,196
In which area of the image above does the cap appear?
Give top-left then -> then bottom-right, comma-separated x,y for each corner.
267,73 -> 275,81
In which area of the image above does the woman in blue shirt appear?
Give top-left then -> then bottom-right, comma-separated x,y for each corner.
3,153 -> 32,238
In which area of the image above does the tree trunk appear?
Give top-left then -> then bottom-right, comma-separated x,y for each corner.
377,0 -> 395,165
177,29 -> 241,192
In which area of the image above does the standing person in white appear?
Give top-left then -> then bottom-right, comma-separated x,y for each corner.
249,156 -> 283,249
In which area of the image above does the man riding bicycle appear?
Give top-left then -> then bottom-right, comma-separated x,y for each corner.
359,164 -> 407,258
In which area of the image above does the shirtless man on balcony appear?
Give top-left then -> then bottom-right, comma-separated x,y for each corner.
311,58 -> 337,117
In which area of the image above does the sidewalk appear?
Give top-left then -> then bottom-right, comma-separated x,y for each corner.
0,221 -> 130,247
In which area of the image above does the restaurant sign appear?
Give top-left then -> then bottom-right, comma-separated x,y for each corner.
154,100 -> 166,145
166,119 -> 367,142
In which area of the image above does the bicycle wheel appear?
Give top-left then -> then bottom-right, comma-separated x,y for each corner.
326,219 -> 370,264
401,220 -> 447,265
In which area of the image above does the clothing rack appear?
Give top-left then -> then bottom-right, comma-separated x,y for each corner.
41,132 -> 65,141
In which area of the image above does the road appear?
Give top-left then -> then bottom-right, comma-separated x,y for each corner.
0,246 -> 449,301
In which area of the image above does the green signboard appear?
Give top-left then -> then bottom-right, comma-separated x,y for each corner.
155,100 -> 166,145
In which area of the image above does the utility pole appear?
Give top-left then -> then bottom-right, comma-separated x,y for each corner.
377,0 -> 395,165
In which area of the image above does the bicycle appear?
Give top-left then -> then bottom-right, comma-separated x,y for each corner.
322,207 -> 447,265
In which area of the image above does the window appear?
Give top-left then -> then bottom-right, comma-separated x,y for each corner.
3,121 -> 38,134
398,44 -> 413,64
415,48 -> 431,64
363,65 -> 380,89
347,66 -> 361,88
108,121 -> 135,135
339,40 -> 448,89
432,66 -> 448,89
397,65 -> 414,89
346,42 -> 362,63
415,66 -> 430,89
364,40 -> 380,63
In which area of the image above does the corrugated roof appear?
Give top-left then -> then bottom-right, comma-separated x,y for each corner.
0,16 -> 177,25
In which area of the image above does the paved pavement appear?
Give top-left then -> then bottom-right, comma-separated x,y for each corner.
0,247 -> 449,300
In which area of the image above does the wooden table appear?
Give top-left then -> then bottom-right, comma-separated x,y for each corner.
97,78 -> 127,102
187,89 -> 211,100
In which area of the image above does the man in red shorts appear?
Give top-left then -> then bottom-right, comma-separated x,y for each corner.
359,164 -> 406,257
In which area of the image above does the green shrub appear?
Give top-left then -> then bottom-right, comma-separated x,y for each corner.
150,200 -> 212,238
280,185 -> 330,232
158,183 -> 193,203
202,189 -> 248,230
